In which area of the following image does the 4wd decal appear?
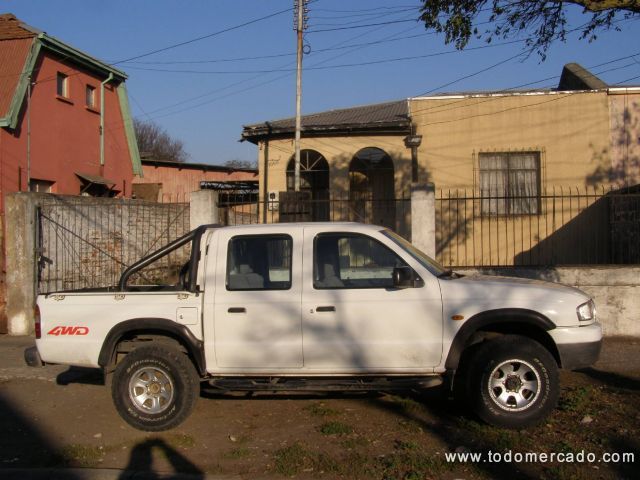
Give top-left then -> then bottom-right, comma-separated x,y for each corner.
47,326 -> 89,336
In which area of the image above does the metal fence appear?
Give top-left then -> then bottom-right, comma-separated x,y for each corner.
37,197 -> 190,293
35,185 -> 638,293
436,186 -> 640,267
218,191 -> 412,238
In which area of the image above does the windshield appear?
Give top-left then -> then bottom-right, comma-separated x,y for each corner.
382,229 -> 446,276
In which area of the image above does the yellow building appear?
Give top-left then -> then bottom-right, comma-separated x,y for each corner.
241,64 -> 640,266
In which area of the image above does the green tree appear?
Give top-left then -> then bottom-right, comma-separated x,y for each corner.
419,1 -> 640,59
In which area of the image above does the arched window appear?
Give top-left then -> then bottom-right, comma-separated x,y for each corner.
285,150 -> 330,221
349,147 -> 395,228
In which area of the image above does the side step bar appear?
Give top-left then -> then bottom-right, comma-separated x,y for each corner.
204,376 -> 443,392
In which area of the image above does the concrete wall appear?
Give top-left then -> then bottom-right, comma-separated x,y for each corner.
4,193 -> 37,335
456,266 -> 640,337
37,195 -> 191,293
4,192 -> 192,335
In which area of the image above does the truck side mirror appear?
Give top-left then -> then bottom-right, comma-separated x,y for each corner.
393,266 -> 422,288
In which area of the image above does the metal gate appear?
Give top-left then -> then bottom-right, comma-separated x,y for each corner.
36,198 -> 190,294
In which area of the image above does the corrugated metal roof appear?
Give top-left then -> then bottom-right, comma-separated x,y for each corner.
75,172 -> 116,186
242,100 -> 410,141
142,158 -> 258,174
0,37 -> 33,118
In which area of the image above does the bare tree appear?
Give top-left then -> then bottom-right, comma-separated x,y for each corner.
134,119 -> 189,163
419,1 -> 640,59
224,159 -> 257,169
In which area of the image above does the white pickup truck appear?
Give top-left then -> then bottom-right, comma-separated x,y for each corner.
25,223 -> 602,431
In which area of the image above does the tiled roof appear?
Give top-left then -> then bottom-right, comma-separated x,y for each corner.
0,13 -> 38,40
0,14 -> 39,118
242,100 -> 410,141
0,37 -> 33,118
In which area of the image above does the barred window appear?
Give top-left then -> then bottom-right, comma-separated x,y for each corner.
479,151 -> 540,215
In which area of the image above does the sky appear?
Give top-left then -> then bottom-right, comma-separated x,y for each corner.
3,0 -> 639,166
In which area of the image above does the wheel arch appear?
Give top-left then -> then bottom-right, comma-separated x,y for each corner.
98,318 -> 206,376
445,308 -> 561,371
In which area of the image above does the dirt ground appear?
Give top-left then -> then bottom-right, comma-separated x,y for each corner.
1,336 -> 639,479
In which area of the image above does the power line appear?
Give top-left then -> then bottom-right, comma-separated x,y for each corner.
311,7 -> 418,27
117,31 -> 432,66
408,52 -> 640,118
121,38 -> 525,75
109,5 -> 294,65
612,73 -> 640,85
135,10 -> 424,119
312,5 -> 421,14
128,11 -> 639,124
313,6 -> 418,21
417,52 -> 528,97
307,18 -> 418,33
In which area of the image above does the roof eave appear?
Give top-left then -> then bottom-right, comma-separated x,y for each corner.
1,37 -> 40,130
39,34 -> 127,81
242,121 -> 411,144
142,159 -> 258,174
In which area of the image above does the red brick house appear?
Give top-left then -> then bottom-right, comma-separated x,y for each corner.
0,14 -> 141,329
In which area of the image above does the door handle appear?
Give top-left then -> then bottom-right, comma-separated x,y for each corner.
228,307 -> 246,313
316,306 -> 336,312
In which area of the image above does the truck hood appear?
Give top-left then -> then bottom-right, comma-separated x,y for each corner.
438,274 -> 591,327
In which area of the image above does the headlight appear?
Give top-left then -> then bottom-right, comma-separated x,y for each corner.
577,300 -> 596,322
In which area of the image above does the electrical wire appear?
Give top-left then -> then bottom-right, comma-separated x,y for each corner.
109,6 -> 294,65
134,8 -> 424,119
307,18 -> 418,33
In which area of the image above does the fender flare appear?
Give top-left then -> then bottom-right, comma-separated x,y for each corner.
444,308 -> 555,370
98,318 -> 206,375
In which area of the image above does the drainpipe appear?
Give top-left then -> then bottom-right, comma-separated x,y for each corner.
26,76 -> 32,191
100,73 -> 114,168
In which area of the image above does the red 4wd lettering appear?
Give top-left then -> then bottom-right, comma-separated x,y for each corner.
47,326 -> 89,336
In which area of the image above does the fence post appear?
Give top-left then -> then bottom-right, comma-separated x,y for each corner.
190,190 -> 219,229
5,193 -> 38,335
411,183 -> 436,258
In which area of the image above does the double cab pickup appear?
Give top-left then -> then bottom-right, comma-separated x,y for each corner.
25,223 -> 602,431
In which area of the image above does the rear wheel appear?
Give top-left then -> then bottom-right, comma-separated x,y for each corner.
463,335 -> 559,429
111,344 -> 199,431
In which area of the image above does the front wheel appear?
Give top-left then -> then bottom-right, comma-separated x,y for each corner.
111,344 -> 200,431
464,335 -> 559,429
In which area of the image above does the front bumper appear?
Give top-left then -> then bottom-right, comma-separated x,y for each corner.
24,346 -> 44,367
550,322 -> 603,370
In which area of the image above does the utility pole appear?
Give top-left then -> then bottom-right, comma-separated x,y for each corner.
293,0 -> 308,192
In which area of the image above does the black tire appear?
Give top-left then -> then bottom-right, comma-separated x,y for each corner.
463,335 -> 559,429
111,344 -> 200,431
